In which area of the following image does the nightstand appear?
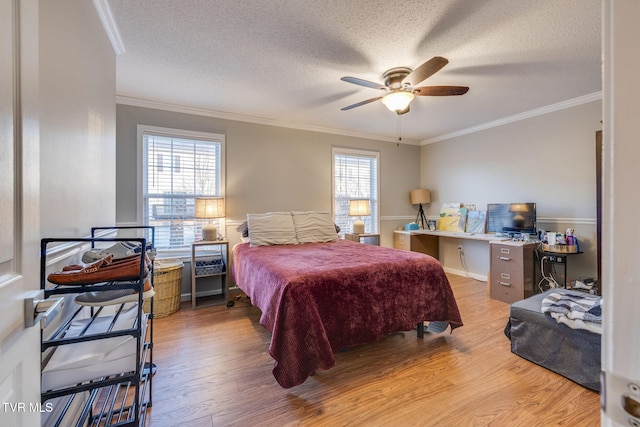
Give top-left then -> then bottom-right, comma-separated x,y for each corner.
191,240 -> 229,307
344,233 -> 380,245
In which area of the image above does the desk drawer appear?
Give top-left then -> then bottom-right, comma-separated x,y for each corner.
491,270 -> 523,288
490,268 -> 524,303
489,242 -> 535,303
491,280 -> 524,304
394,233 -> 410,250
491,244 -> 525,271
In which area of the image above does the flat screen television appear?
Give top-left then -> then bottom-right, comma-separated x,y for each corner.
487,203 -> 536,235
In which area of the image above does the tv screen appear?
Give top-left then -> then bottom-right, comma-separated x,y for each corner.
487,203 -> 536,235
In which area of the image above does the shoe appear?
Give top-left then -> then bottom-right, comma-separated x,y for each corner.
75,277 -> 155,306
128,243 -> 156,261
82,241 -> 155,264
48,255 -> 148,285
425,321 -> 450,334
62,255 -> 113,271
63,253 -> 151,271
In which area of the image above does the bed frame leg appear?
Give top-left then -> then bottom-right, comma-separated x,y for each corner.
417,322 -> 424,339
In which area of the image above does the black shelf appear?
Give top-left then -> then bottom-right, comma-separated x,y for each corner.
40,231 -> 154,426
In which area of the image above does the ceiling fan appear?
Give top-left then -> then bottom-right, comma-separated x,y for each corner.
340,56 -> 469,115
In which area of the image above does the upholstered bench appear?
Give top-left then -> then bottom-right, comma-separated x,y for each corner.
505,288 -> 601,391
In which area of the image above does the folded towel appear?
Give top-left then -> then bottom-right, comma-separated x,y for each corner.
541,291 -> 602,334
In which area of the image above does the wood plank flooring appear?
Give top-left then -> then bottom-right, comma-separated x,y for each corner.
145,274 -> 600,426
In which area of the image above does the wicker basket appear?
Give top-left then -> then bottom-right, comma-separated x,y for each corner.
542,243 -> 578,253
194,256 -> 224,276
144,260 -> 183,318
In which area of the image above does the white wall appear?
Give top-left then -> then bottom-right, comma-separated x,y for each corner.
115,104 -> 422,243
420,100 -> 601,283
115,103 -> 422,293
115,100 -> 602,289
39,0 -> 116,238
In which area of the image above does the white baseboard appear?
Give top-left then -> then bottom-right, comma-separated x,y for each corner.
181,290 -> 225,302
443,266 -> 487,282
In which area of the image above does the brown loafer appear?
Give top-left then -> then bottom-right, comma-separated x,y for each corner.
48,254 -> 148,285
62,255 -> 113,271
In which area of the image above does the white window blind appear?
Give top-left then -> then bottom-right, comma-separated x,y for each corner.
332,148 -> 379,235
141,126 -> 225,249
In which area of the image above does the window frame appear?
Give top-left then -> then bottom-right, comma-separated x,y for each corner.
137,124 -> 225,254
331,147 -> 380,236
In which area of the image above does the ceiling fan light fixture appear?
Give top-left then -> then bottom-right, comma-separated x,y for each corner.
381,91 -> 414,113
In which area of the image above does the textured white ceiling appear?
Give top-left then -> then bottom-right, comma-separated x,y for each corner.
107,0 -> 601,144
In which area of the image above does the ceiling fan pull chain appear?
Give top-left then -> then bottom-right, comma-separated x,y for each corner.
397,115 -> 402,146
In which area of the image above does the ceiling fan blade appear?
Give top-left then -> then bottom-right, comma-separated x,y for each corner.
413,86 -> 469,96
341,76 -> 387,90
340,96 -> 383,111
403,56 -> 449,86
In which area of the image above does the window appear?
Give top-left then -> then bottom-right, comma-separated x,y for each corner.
139,125 -> 225,250
332,147 -> 379,235
156,153 -> 164,173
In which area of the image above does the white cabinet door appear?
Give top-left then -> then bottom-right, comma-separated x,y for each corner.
0,0 -> 41,425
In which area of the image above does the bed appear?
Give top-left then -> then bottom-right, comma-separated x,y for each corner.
231,212 -> 463,388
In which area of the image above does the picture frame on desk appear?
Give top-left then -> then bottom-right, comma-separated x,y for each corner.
465,210 -> 487,234
437,206 -> 467,232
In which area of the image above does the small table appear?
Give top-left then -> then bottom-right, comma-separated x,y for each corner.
344,233 -> 380,246
537,248 -> 583,290
191,240 -> 229,307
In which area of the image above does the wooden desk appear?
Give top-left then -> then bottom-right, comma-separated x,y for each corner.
394,230 -> 509,260
411,230 -> 510,242
394,231 -> 439,258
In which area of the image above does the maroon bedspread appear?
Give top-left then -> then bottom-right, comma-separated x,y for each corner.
232,239 -> 462,388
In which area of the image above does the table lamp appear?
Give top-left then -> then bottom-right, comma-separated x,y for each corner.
349,199 -> 370,234
410,189 -> 431,229
195,197 -> 225,241
509,203 -> 529,229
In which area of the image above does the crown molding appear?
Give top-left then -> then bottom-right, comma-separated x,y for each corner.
116,96 -> 420,145
116,91 -> 602,147
92,0 -> 125,55
420,91 -> 603,145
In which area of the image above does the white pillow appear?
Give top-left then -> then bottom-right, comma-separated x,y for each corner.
247,212 -> 299,247
291,211 -> 339,243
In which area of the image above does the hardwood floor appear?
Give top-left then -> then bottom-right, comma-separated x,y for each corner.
145,274 -> 600,426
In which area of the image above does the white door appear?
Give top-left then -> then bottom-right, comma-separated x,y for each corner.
0,0 -> 41,425
602,1 -> 640,426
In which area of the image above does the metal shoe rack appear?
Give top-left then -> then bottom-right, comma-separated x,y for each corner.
40,233 -> 154,427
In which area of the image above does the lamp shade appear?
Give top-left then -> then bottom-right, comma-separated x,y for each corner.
381,91 -> 415,113
509,203 -> 528,213
194,197 -> 225,219
410,189 -> 431,205
349,199 -> 370,216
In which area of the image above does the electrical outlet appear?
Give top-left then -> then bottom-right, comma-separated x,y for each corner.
457,245 -> 464,253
